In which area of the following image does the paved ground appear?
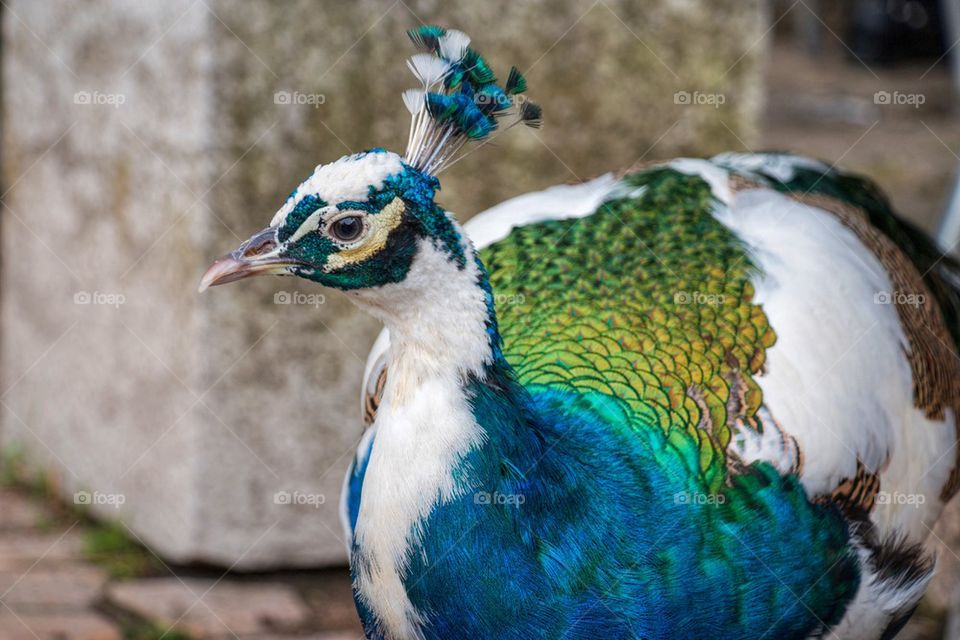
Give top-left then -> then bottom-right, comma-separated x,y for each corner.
0,485 -> 363,638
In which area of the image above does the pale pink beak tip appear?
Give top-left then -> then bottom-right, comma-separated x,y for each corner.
199,256 -> 243,293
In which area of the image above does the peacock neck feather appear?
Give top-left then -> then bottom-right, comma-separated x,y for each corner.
348,218 -> 532,640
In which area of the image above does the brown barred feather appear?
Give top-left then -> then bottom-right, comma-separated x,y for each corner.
363,366 -> 388,426
822,459 -> 883,517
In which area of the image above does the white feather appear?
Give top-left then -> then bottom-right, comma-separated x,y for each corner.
438,29 -> 470,62
669,158 -> 734,205
401,88 -> 425,115
406,53 -> 451,89
463,173 -> 619,248
711,151 -> 832,185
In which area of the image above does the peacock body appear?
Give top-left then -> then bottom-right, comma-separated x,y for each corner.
200,26 -> 960,640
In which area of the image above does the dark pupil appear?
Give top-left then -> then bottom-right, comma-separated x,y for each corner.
332,216 -> 362,242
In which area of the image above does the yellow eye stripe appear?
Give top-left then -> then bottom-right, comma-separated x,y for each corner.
324,197 -> 405,271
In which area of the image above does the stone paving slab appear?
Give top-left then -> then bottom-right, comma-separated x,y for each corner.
0,610 -> 120,640
0,485 -> 365,638
0,564 -> 109,610
0,489 -> 46,530
107,577 -> 311,637
0,529 -> 86,570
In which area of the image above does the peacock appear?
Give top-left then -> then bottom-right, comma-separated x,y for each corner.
199,25 -> 960,640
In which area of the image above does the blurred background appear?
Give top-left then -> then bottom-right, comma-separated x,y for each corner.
1,1 -> 959,638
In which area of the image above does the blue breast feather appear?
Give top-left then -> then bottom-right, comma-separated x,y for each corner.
345,367 -> 859,639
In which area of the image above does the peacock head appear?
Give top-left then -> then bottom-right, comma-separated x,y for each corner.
199,149 -> 452,292
199,26 -> 540,295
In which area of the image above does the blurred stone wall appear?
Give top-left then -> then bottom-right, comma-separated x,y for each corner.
2,0 -> 766,568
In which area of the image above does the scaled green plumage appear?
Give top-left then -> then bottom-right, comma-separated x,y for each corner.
482,168 -> 776,492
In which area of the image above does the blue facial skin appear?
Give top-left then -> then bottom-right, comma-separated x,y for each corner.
345,358 -> 858,640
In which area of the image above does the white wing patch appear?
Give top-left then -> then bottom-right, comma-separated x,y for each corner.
463,173 -> 618,248
711,151 -> 832,185
668,158 -> 734,205
716,187 -> 956,542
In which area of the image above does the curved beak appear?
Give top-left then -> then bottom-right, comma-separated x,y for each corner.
198,227 -> 300,293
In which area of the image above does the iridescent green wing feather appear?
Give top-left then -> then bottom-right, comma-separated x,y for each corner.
480,168 -> 776,492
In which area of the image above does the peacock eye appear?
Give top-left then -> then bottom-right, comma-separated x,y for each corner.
329,215 -> 364,243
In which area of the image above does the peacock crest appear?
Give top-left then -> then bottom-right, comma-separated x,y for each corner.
400,25 -> 542,176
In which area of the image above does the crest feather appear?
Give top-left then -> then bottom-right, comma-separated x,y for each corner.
399,25 -> 542,176
402,88 -> 425,115
407,54 -> 451,89
438,30 -> 470,62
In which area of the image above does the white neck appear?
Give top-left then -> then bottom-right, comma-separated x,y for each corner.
348,237 -> 495,403
348,237 -> 495,639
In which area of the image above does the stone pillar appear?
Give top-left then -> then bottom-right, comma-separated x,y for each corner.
2,0 -> 766,568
